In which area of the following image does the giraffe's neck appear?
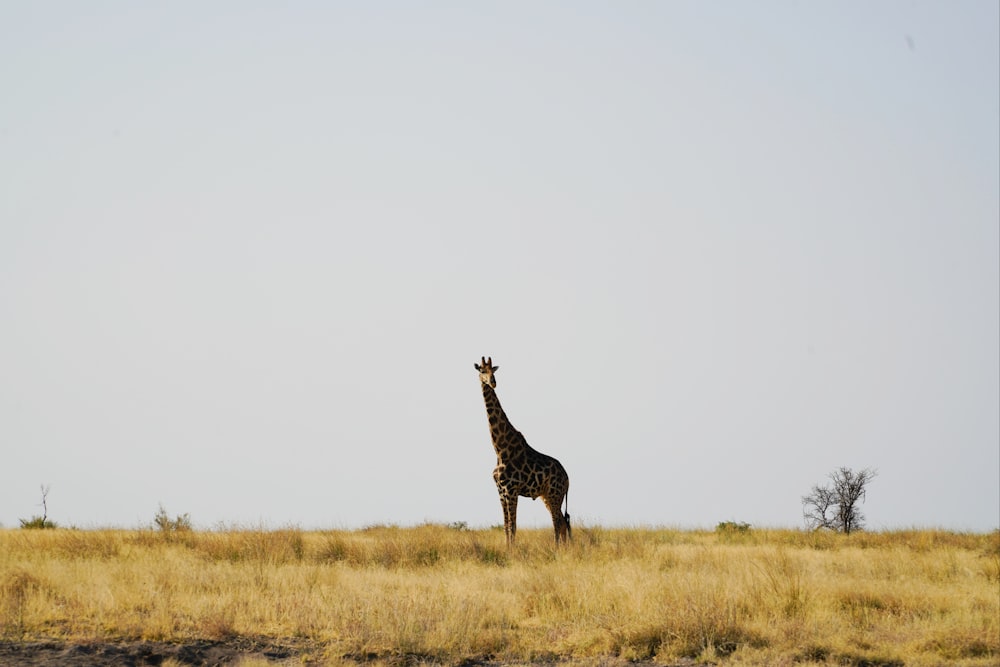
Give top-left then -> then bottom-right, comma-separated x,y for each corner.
481,383 -> 523,457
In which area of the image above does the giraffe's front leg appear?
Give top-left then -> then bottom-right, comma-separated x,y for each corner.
497,490 -> 511,546
496,489 -> 518,546
494,467 -> 514,547
505,493 -> 517,547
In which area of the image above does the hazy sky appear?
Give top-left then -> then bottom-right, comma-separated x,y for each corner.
2,2 -> 998,532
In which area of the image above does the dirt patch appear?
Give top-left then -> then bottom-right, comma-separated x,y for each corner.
0,638 -> 304,666
0,640 -> 709,667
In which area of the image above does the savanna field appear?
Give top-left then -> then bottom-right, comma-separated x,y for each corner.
1,525 -> 997,667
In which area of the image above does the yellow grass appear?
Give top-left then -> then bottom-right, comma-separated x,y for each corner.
1,525 -> 997,666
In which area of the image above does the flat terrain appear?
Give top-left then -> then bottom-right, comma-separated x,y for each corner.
0,637 -> 301,666
1,526 -> 997,666
0,639 -> 696,667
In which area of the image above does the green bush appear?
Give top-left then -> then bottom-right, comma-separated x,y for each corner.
19,515 -> 57,529
154,504 -> 192,533
716,521 -> 751,535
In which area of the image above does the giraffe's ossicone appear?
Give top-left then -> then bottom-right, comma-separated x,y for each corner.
475,356 -> 571,546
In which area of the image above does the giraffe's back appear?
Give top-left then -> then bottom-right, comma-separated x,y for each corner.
502,449 -> 568,501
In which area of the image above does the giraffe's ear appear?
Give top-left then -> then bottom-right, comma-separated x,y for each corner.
474,363 -> 482,371
492,365 -> 499,372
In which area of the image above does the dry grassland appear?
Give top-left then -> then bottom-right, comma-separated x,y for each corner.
1,525 -> 997,666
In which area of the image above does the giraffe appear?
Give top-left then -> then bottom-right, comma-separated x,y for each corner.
475,356 -> 571,546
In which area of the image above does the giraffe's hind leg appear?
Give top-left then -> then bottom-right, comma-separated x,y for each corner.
544,494 -> 570,544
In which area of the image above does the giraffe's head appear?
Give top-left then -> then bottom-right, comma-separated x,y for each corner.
474,356 -> 499,388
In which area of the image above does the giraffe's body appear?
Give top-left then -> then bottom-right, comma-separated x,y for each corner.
475,357 -> 571,546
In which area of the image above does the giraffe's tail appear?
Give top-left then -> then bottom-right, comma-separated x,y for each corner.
563,491 -> 572,541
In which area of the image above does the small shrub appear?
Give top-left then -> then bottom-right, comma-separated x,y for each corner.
19,515 -> 57,529
154,504 -> 192,534
716,521 -> 752,535
716,521 -> 752,544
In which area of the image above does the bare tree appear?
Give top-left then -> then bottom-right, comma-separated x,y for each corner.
20,484 -> 56,529
802,467 -> 877,534
39,484 -> 50,523
802,482 -> 837,532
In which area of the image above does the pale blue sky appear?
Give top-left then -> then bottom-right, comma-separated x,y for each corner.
2,2 -> 998,531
